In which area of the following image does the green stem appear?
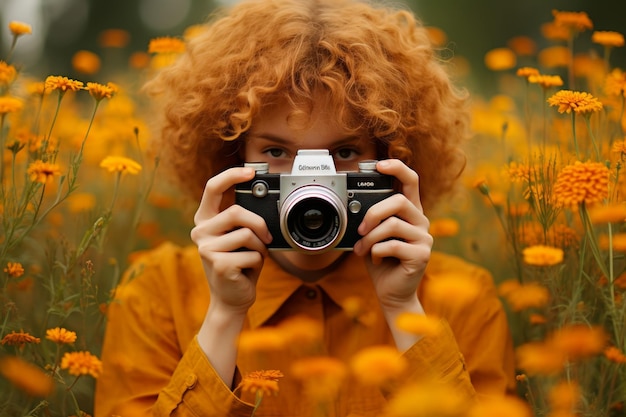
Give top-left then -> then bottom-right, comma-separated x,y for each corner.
571,113 -> 580,160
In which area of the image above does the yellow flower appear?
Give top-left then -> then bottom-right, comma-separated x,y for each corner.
99,156 -> 142,175
507,36 -> 536,56
552,10 -> 593,33
98,29 -> 130,48
522,245 -> 564,266
516,67 -> 539,78
183,24 -> 208,40
86,82 -> 116,101
468,394 -> 532,417
592,31 -> 624,47
1,330 -> 41,348
484,47 -> 516,71
0,356 -> 54,397
350,345 -> 407,387
46,327 -> 77,344
516,342 -> 566,375
506,161 -> 535,183
528,74 -> 564,89
27,160 -> 62,184
60,351 -> 103,378
395,312 -> 442,337
549,324 -> 607,360
236,370 -> 284,397
552,161 -> 609,208
501,281 -> 550,311
547,90 -> 603,115
0,61 -> 17,87
4,262 -> 24,278
0,96 -> 23,114
291,356 -> 347,402
72,50 -> 101,75
541,22 -> 570,42
8,21 -> 32,36
45,75 -> 84,93
148,36 -> 186,54
276,315 -> 323,352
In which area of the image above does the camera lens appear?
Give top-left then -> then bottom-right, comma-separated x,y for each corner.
280,186 -> 347,252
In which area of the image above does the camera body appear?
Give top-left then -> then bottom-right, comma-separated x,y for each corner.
235,149 -> 395,253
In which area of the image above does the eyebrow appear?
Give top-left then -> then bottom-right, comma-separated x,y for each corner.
248,133 -> 365,147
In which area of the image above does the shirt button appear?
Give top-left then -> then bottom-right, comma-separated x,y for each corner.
305,289 -> 317,299
185,374 -> 197,389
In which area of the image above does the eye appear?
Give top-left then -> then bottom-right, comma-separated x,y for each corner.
263,148 -> 289,158
333,147 -> 359,161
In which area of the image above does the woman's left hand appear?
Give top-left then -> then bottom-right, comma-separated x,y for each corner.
353,159 -> 433,313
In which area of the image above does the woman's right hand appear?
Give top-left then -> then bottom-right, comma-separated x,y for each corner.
190,167 -> 273,316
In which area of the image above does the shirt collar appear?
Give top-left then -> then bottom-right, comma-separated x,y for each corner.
247,252 -> 377,328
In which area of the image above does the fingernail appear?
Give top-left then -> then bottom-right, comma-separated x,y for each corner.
377,160 -> 389,168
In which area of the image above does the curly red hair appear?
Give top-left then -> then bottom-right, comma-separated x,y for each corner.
145,0 -> 469,212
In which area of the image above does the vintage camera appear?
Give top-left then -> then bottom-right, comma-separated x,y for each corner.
235,149 -> 395,253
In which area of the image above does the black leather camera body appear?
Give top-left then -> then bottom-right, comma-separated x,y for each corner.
235,149 -> 395,253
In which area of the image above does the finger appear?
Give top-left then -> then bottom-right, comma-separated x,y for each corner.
206,250 -> 265,282
375,159 -> 423,210
358,194 -> 427,236
194,167 -> 256,224
369,239 -> 432,269
192,205 -> 273,244
198,227 -> 269,254
355,216 -> 432,257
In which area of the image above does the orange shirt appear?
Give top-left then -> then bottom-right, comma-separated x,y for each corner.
95,242 -> 515,417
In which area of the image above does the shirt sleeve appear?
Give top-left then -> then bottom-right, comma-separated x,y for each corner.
94,244 -> 255,417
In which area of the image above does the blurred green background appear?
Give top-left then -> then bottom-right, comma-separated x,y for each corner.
0,0 -> 622,94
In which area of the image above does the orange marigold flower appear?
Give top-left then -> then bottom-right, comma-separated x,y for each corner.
424,272 -> 482,306
552,161 -> 609,208
99,156 -> 142,175
605,346 -> 626,364
516,67 -> 540,78
27,160 -> 62,184
508,36 -> 536,56
98,28 -> 130,48
549,324 -> 608,360
148,36 -> 185,54
395,312 -> 441,337
60,351 -> 103,378
484,47 -> 517,71
548,380 -> 580,411
276,315 -> 323,351
4,262 -> 24,278
522,245 -> 564,266
1,330 -> 41,348
592,31 -> 625,48
605,69 -> 626,97
237,370 -> 284,397
528,74 -> 564,89
8,21 -> 32,36
238,327 -> 286,353
350,345 -> 407,387
588,204 -> 626,224
86,82 -> 116,101
46,327 -> 77,344
72,50 -> 101,75
516,342 -> 566,375
129,51 -> 151,69
0,96 -> 23,114
506,161 -> 535,183
428,218 -> 459,237
45,75 -> 84,93
0,356 -> 54,397
67,192 -> 97,213
0,61 -> 17,87
538,46 -> 570,68
468,394 -> 532,417
291,356 -> 347,402
386,381 -> 466,417
541,21 -> 570,42
552,10 -> 593,33
501,282 -> 550,311
183,24 -> 208,41
599,233 -> 626,252
547,90 -> 603,115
